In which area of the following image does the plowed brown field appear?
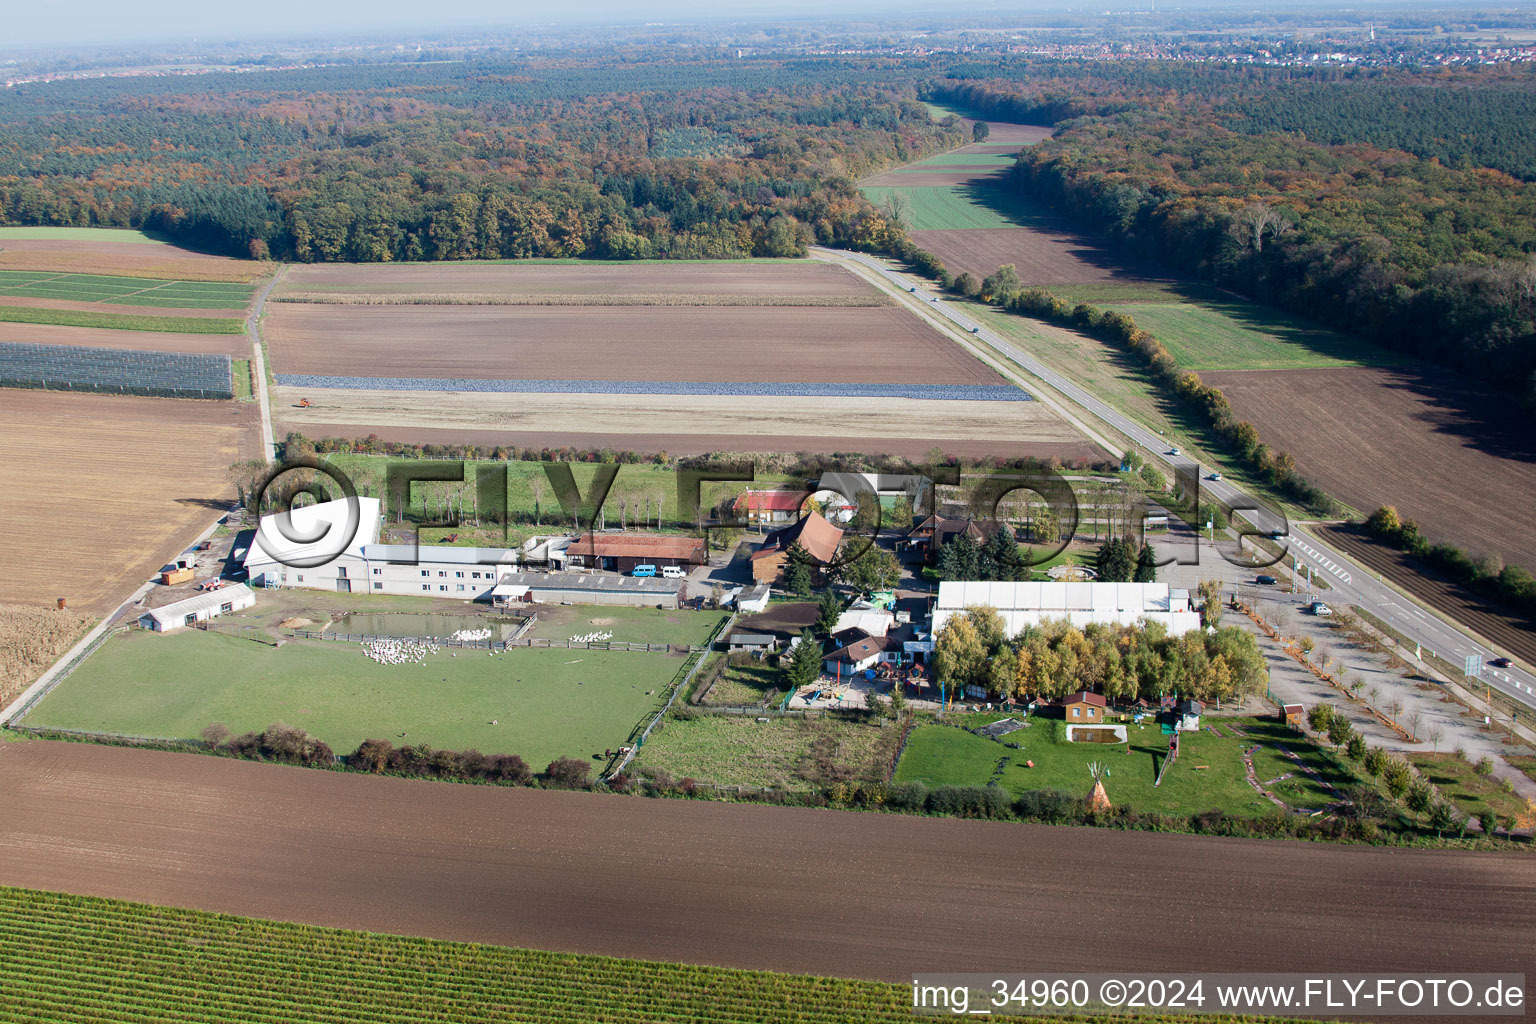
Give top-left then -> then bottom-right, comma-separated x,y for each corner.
0,391 -> 260,612
0,237 -> 263,282
913,226 -> 1170,286
1321,524 -> 1536,666
275,420 -> 1104,462
0,741 -> 1529,981
272,389 -> 1095,461
265,304 -> 1005,384
1203,366 -> 1536,571
276,260 -> 880,301
0,321 -> 247,355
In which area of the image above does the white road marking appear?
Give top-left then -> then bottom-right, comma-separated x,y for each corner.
1289,537 -> 1351,584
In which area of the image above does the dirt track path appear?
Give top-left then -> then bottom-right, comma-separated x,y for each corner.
0,741 -> 1529,980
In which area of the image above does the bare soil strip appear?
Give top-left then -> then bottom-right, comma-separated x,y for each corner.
912,227 -> 1173,286
0,321 -> 247,356
264,304 -> 1006,385
272,387 -> 1081,448
1203,366 -> 1536,571
276,261 -> 879,300
0,391 -> 260,612
276,419 -> 1103,461
0,238 -> 264,283
0,741 -> 1528,981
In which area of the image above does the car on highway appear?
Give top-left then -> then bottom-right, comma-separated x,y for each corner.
1491,657 -> 1513,668
1207,472 -> 1222,481
971,326 -> 980,333
1255,574 -> 1278,585
1168,447 -> 1181,456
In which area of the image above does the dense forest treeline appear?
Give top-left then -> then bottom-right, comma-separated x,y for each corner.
926,70 -> 1536,406
0,57 -> 960,261
931,63 -> 1536,179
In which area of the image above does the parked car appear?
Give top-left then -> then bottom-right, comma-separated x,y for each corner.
1491,657 -> 1512,668
1309,602 -> 1332,616
631,565 -> 657,577
1255,575 -> 1278,585
661,565 -> 687,579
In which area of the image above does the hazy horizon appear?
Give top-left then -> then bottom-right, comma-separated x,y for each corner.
5,0 -> 936,50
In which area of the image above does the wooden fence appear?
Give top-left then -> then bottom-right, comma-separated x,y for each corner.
8,625 -> 129,725
603,613 -> 736,782
286,628 -> 698,654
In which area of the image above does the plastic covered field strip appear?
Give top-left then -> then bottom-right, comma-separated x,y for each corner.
0,341 -> 232,397
275,374 -> 1034,401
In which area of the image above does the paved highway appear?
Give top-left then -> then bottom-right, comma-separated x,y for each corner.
819,247 -> 1536,715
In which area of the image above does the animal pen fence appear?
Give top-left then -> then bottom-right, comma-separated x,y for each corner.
286,629 -> 697,654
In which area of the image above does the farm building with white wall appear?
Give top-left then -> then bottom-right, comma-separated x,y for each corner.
490,572 -> 683,609
139,583 -> 255,632
932,581 -> 1200,637
242,499 -> 587,602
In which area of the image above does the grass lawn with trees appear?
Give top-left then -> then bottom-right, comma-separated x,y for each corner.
1407,752 -> 1532,830
23,629 -> 691,767
894,715 -> 1351,817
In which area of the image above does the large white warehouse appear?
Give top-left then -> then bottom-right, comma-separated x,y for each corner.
932,581 -> 1201,637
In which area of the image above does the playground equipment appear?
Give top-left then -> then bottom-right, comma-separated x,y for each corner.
1153,732 -> 1179,787
1087,762 -> 1112,812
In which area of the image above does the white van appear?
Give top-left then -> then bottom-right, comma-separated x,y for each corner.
661,565 -> 687,579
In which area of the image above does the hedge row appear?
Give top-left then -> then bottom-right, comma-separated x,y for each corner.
1003,287 -> 1339,517
886,238 -> 1339,517
1365,506 -> 1536,615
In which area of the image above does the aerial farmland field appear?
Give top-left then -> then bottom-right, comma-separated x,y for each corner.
1,741 -> 1530,988
0,320 -> 248,356
0,390 -> 260,613
266,257 -> 1103,462
0,886 -> 923,1024
264,303 -> 1002,384
0,227 -> 267,283
275,260 -> 879,303
1203,366 -> 1536,570
859,121 -> 1166,285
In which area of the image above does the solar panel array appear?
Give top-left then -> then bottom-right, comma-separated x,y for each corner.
0,342 -> 233,399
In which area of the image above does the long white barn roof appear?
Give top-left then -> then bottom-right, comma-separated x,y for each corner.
933,581 -> 1201,636
142,583 -> 254,625
244,496 -> 381,569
